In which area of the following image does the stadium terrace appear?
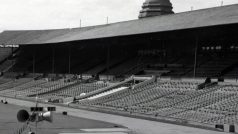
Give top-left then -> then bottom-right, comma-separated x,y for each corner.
1,1 -> 238,134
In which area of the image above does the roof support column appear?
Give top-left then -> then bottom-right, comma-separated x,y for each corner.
52,46 -> 55,74
106,43 -> 110,73
68,46 -> 71,74
193,36 -> 199,78
32,48 -> 36,77
11,46 -> 14,73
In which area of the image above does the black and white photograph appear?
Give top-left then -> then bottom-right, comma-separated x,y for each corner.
1,0 -> 238,134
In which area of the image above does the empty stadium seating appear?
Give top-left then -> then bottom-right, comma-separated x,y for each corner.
1,47 -> 238,126
0,72 -> 238,126
38,81 -> 109,102
0,47 -> 13,62
70,79 -> 238,125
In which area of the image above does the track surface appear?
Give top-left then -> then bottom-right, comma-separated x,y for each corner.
0,96 -> 228,134
0,102 -> 122,134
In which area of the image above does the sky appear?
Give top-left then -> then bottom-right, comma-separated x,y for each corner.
0,0 -> 238,32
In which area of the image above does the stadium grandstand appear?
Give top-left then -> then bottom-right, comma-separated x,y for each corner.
1,0 -> 238,133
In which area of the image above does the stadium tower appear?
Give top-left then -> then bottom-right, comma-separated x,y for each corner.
139,0 -> 174,18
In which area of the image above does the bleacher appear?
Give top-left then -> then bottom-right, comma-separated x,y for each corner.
0,47 -> 18,72
70,79 -> 238,125
1,45 -> 238,127
0,68 -> 238,126
0,60 -> 14,72
1,43 -> 238,128
38,81 -> 109,102
0,47 -> 12,62
194,58 -> 236,78
85,56 -> 128,75
224,67 -> 238,78
1,4 -> 238,133
103,57 -> 141,75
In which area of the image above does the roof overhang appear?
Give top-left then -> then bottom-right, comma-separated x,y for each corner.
1,4 -> 238,45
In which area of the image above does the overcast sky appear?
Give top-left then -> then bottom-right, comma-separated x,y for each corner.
0,0 -> 237,32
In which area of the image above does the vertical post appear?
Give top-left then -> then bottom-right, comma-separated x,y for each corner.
68,46 -> 71,74
11,45 -> 15,98
106,44 -> 110,73
193,36 -> 199,78
32,51 -> 35,77
52,46 -> 55,74
11,45 -> 14,73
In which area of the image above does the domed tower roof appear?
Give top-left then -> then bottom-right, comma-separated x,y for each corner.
139,0 -> 174,19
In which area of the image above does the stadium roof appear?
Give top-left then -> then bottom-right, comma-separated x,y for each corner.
1,4 -> 238,45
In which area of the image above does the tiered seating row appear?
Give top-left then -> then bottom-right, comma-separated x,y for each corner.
76,80 -> 238,125
38,82 -> 109,101
1,76 -> 238,125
